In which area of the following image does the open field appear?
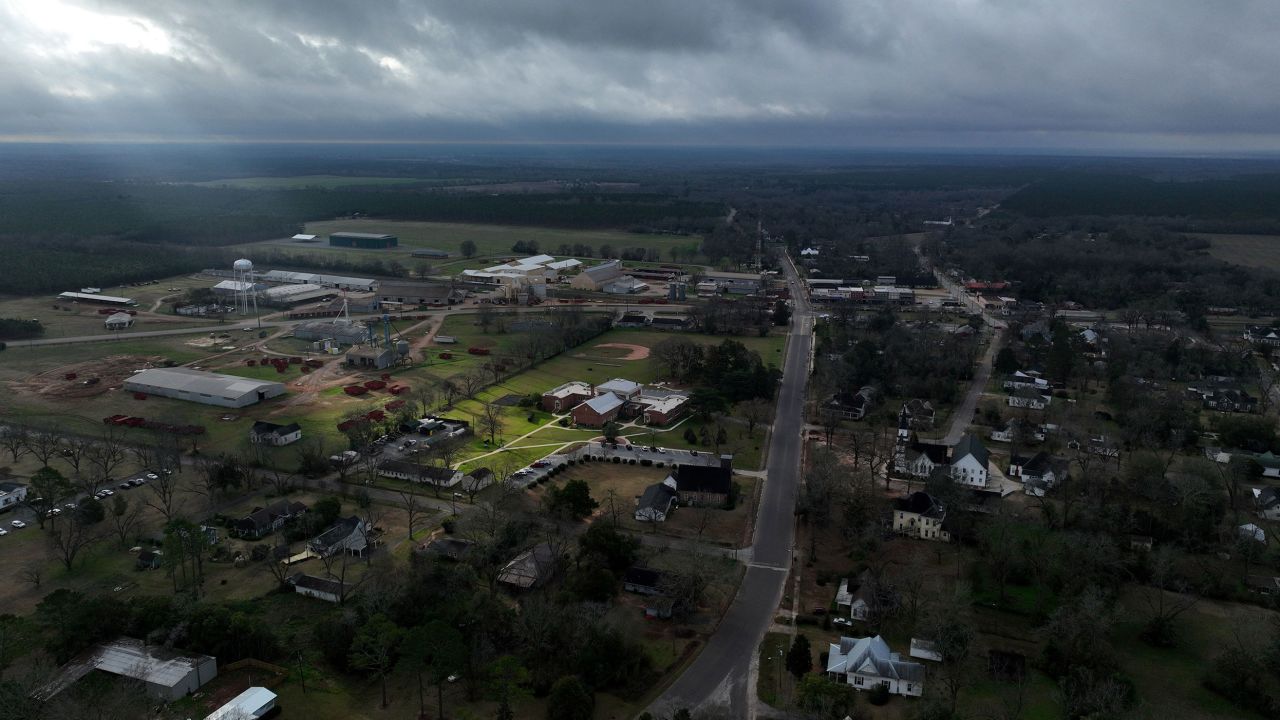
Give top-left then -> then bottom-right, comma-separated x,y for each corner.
1194,232 -> 1280,270
190,175 -> 444,190
1,311 -> 786,473
0,274 -> 223,339
274,218 -> 705,261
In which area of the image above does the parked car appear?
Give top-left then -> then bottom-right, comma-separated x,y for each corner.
833,617 -> 852,627
531,461 -> 549,468
0,528 -> 8,536
101,489 -> 115,497
63,503 -> 76,510
11,520 -> 26,529
119,482 -> 131,490
145,473 -> 158,480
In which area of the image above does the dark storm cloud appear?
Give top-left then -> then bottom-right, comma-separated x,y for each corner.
4,0 -> 1280,149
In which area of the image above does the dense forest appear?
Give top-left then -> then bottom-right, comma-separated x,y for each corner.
1003,172 -> 1280,231
930,222 -> 1280,314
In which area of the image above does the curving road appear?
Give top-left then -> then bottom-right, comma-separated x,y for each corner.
648,257 -> 812,718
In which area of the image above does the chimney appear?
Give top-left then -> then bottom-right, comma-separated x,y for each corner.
719,454 -> 733,471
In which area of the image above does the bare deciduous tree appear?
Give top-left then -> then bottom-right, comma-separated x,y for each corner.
738,398 -> 773,438
397,487 -> 428,540
47,512 -> 103,571
25,428 -> 62,468
0,427 -> 29,464
108,494 -> 145,547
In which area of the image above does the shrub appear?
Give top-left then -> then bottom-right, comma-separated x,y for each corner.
868,683 -> 890,706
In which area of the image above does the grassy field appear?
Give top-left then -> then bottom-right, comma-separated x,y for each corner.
1194,232 -> 1280,269
0,274 -> 222,339
1,313 -> 787,473
292,218 -> 704,261
538,464 -> 757,547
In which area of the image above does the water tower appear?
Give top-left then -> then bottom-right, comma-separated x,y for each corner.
233,258 -> 256,316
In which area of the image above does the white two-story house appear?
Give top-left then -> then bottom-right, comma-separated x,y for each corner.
950,434 -> 990,489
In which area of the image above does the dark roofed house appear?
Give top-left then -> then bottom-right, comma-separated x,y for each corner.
635,480 -> 678,522
1255,487 -> 1280,521
290,573 -> 345,603
498,542 -> 560,590
233,500 -> 307,539
136,549 -> 163,570
892,492 -> 949,542
623,567 -> 668,595
248,421 -> 302,446
309,516 -> 369,558
670,460 -> 734,507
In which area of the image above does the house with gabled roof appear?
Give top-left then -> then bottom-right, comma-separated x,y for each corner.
1009,452 -> 1069,497
308,516 -> 370,558
498,542 -> 561,590
896,441 -> 949,479
950,433 -> 990,488
233,500 -> 308,539
892,492 -> 950,542
1008,387 -> 1051,410
827,635 -> 925,697
248,420 -> 302,446
1254,487 -> 1280,521
635,479 -> 678,522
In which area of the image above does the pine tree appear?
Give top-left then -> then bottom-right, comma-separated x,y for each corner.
787,634 -> 812,679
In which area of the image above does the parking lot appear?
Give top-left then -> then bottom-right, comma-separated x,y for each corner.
2,468 -> 165,533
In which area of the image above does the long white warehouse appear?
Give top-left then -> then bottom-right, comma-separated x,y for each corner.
124,368 -> 286,408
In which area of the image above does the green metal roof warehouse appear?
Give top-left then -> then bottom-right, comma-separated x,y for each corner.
329,232 -> 398,249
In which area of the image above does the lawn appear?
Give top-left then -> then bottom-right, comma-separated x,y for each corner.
544,463 -> 757,548
0,273 -> 226,339
290,218 -> 704,262
758,631 -> 795,708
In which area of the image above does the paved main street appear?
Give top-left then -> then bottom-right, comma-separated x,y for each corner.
648,256 -> 813,718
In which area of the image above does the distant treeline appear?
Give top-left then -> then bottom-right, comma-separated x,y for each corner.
1003,172 -> 1280,227
0,235 -> 438,295
0,181 -> 722,247
931,222 -> 1280,314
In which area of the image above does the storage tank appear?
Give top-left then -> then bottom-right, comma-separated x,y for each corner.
396,340 -> 411,356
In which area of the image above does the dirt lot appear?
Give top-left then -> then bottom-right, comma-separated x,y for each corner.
10,354 -> 168,400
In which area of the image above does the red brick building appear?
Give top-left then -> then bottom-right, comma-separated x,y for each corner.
541,381 -> 593,413
572,393 -> 624,427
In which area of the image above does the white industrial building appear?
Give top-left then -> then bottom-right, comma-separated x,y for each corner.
261,283 -> 336,305
36,637 -> 217,702
56,291 -> 137,306
124,368 -> 286,408
259,270 -> 376,292
212,279 -> 265,296
104,312 -> 134,329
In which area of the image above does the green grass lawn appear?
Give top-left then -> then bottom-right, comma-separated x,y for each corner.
758,632 -> 794,708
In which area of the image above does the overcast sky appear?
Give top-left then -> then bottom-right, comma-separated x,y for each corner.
3,0 -> 1279,151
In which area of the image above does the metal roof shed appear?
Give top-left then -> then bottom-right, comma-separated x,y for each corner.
123,368 -> 285,408
204,686 -> 277,720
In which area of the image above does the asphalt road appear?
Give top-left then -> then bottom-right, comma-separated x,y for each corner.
14,300 -> 697,347
648,258 -> 812,718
